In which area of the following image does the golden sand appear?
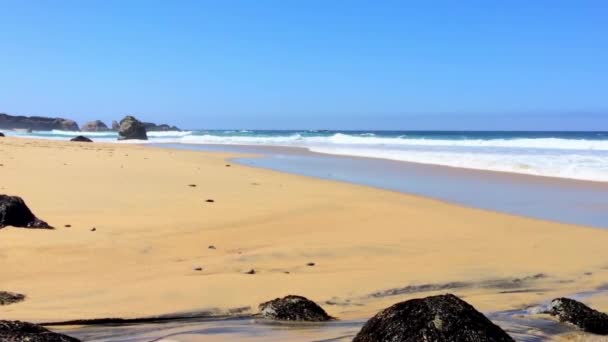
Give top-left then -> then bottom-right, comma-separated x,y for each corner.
1,137 -> 608,324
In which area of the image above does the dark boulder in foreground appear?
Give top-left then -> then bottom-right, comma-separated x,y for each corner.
117,115 -> 148,140
259,295 -> 332,321
0,195 -> 52,229
353,294 -> 514,342
0,320 -> 80,341
549,297 -> 608,335
70,135 -> 93,143
81,120 -> 110,132
0,291 -> 25,306
0,132 -> 5,137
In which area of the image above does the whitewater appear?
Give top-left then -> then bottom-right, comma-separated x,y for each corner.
5,129 -> 608,182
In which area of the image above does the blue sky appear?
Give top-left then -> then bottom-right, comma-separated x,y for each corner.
0,0 -> 607,130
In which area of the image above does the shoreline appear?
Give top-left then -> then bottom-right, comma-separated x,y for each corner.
3,136 -> 608,341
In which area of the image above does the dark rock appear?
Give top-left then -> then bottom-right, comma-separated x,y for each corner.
0,320 -> 80,341
188,184 -> 197,187
117,116 -> 148,140
206,199 -> 215,203
0,113 -> 79,131
0,132 -> 4,137
90,227 -> 96,232
353,294 -> 514,342
70,136 -> 93,143
0,291 -> 25,305
142,122 -> 181,131
208,245 -> 216,249
245,269 -> 256,274
111,120 -> 120,131
549,297 -> 608,335
64,224 -> 71,228
0,195 -> 52,229
307,262 -> 316,266
81,120 -> 110,132
259,295 -> 332,321
225,164 -> 231,167
193,266 -> 203,271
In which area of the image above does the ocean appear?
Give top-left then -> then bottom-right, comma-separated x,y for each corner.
7,129 -> 608,182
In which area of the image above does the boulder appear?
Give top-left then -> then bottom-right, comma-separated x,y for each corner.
0,320 -> 80,341
111,120 -> 120,131
142,122 -> 181,131
70,136 -> 93,143
0,113 -> 79,131
81,120 -> 110,132
0,132 -> 5,137
117,116 -> 148,140
258,295 -> 332,321
353,294 -> 514,342
0,291 -> 25,306
0,195 -> 52,229
549,297 -> 608,335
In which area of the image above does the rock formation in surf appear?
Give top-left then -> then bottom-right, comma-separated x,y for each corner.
550,297 -> 608,335
353,294 -> 514,342
0,113 -> 79,131
0,291 -> 25,306
117,115 -> 148,140
81,120 -> 110,132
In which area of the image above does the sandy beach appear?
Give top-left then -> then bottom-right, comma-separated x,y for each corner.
2,136 -> 608,330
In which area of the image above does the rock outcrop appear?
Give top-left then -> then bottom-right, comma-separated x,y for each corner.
549,297 -> 608,335
258,295 -> 332,321
70,136 -> 93,143
0,291 -> 25,306
0,132 -> 5,137
111,120 -> 120,131
0,195 -> 52,229
143,122 -> 181,131
0,320 -> 80,341
117,116 -> 148,140
81,120 -> 110,132
353,294 -> 514,342
0,113 -> 79,131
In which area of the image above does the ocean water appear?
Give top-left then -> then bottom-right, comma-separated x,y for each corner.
6,129 -> 608,182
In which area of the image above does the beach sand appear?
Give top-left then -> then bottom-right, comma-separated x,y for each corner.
2,137 -> 608,331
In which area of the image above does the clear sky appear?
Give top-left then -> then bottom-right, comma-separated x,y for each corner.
1,0 -> 607,130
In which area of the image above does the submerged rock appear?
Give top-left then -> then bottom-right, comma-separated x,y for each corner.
259,295 -> 332,321
117,115 -> 148,140
0,320 -> 80,341
81,120 -> 110,132
353,294 -> 514,342
549,297 -> 608,335
0,291 -> 25,305
142,122 -> 181,131
70,135 -> 93,142
0,195 -> 52,229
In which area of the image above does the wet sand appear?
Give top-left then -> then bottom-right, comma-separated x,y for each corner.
2,137 -> 608,340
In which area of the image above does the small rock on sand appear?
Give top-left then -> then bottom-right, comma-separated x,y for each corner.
188,184 -> 197,187
307,262 -> 316,266
0,291 -> 25,305
70,135 -> 93,142
206,199 -> 215,203
91,227 -> 96,231
208,245 -> 216,249
258,295 -> 332,321
245,269 -> 256,274
193,266 -> 203,271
